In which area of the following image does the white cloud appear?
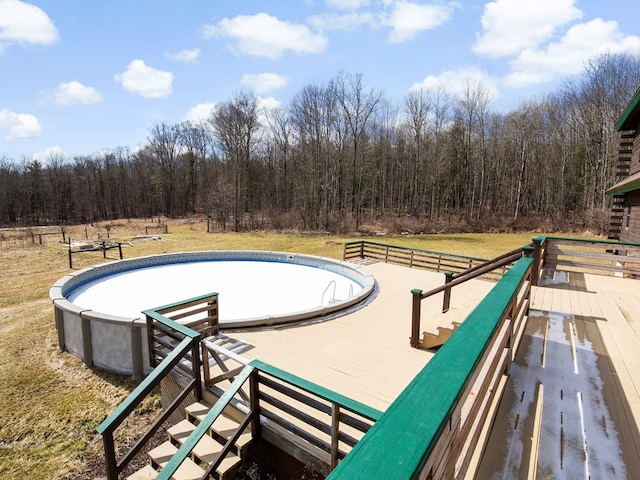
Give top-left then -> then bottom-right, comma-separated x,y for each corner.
0,0 -> 59,49
410,67 -> 499,100
166,48 -> 200,63
35,145 -> 69,163
0,108 -> 41,139
383,1 -> 453,43
241,73 -> 288,94
53,81 -> 102,106
258,96 -> 281,111
326,0 -> 370,10
257,96 -> 282,129
184,102 -> 217,124
473,0 -> 582,58
308,12 -> 375,31
114,59 -> 173,98
202,13 -> 328,59
505,18 -> 640,87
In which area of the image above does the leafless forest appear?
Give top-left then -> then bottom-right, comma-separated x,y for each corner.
2,53 -> 639,234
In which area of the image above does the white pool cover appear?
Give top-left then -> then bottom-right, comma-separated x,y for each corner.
68,260 -> 363,323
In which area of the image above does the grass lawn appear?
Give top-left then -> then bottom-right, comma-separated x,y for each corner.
0,218 -> 573,479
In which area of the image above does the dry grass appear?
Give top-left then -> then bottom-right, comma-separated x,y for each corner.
0,218 -> 582,478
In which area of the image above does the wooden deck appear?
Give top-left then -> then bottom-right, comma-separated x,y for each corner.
214,261 -> 640,478
222,261 -> 494,412
476,269 -> 640,478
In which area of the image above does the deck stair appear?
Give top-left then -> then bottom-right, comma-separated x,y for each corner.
126,400 -> 251,480
420,321 -> 461,349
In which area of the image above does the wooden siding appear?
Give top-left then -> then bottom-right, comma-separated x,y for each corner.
620,190 -> 640,244
631,130 -> 640,176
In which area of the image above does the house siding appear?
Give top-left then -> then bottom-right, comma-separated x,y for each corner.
630,131 -> 640,176
620,190 -> 640,244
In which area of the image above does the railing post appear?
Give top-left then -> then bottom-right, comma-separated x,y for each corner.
411,289 -> 423,348
191,336 -> 202,401
102,431 -> 118,480
531,237 -> 543,285
442,271 -> 453,313
331,403 -> 340,470
359,240 -> 365,259
250,370 -> 261,439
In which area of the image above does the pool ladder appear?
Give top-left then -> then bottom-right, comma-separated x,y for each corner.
321,281 -> 354,306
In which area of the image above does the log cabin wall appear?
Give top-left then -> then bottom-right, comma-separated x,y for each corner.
620,189 -> 640,244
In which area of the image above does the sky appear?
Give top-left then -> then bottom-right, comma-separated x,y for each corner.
1,0 -> 640,162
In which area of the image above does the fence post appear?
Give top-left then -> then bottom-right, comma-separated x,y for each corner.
68,238 -> 73,268
410,289 -> 423,348
442,271 -> 453,313
359,241 -> 365,259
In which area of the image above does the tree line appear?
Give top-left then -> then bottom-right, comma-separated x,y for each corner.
1,53 -> 639,235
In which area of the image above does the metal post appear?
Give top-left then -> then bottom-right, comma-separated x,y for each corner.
68,238 -> 72,268
442,271 -> 453,313
118,242 -> 123,260
410,289 -> 423,348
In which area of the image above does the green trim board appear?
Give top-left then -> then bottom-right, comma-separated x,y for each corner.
616,86 -> 640,132
326,257 -> 533,480
606,170 -> 640,196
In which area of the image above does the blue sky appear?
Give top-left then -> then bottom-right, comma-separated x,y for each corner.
1,0 -> 639,161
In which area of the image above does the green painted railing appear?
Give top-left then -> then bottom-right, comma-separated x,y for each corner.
96,331 -> 202,479
327,256 -> 534,479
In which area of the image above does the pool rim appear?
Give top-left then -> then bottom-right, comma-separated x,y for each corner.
50,250 -> 376,329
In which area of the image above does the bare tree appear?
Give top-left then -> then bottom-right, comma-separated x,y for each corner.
211,91 -> 260,232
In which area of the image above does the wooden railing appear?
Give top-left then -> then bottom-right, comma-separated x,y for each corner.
251,360 -> 381,473
343,240 -> 506,281
409,247 -> 527,348
326,256 -> 534,479
96,317 -> 202,480
157,365 -> 255,480
533,236 -> 640,278
99,291 -> 381,479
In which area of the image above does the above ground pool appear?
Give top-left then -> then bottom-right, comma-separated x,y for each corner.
50,251 -> 375,377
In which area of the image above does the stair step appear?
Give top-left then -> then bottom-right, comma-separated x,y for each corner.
148,441 -> 204,480
185,402 -> 253,456
126,464 -> 157,479
168,419 -> 241,479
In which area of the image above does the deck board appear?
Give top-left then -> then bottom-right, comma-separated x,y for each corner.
225,262 -> 494,413
478,269 -> 640,478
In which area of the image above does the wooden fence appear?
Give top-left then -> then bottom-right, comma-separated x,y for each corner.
343,240 -> 506,281
535,236 -> 640,278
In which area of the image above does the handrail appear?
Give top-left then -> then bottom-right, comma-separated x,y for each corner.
251,360 -> 382,423
251,359 -> 382,471
156,365 -> 256,480
322,280 -> 337,305
96,334 -> 200,479
327,256 -> 534,479
97,301 -> 205,480
410,248 -> 525,348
